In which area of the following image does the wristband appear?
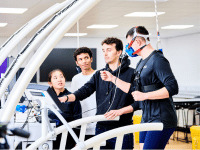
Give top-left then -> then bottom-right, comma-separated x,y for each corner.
66,95 -> 69,102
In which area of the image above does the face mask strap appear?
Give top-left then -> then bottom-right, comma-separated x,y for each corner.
132,44 -> 147,55
134,28 -> 149,42
128,27 -> 149,55
128,27 -> 137,49
137,34 -> 149,41
128,39 -> 135,49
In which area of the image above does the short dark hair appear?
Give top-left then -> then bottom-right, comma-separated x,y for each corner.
101,37 -> 123,51
126,26 -> 150,41
73,47 -> 93,61
48,69 -> 66,82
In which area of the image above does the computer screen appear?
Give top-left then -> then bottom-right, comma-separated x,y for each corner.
39,48 -> 96,82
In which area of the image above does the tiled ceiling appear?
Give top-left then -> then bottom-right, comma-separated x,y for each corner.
0,0 -> 199,38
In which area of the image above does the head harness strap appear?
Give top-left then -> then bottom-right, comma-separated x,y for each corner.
128,26 -> 149,55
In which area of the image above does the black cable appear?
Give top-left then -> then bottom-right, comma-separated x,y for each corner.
20,95 -> 42,130
106,58 -> 122,113
24,92 -> 42,112
20,101 -> 32,130
0,23 -> 28,50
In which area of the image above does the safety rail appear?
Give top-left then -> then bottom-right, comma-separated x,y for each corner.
73,122 -> 163,150
26,115 -> 119,150
26,115 -> 163,150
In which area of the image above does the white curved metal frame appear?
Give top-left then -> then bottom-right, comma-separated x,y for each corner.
0,0 -> 164,149
0,0 -> 84,101
0,0 -> 101,122
26,115 -> 120,150
26,113 -> 163,150
76,122 -> 163,150
0,0 -> 76,66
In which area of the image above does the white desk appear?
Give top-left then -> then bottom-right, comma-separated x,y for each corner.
173,98 -> 200,103
173,97 -> 200,127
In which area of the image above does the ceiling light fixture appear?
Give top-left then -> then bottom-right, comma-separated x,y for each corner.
0,23 -> 8,27
125,12 -> 165,17
0,8 -> 28,14
64,33 -> 87,36
118,0 -> 168,1
161,25 -> 194,29
87,25 -> 118,29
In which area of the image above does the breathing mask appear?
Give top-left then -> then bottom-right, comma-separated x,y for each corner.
125,44 -> 138,57
125,27 -> 149,57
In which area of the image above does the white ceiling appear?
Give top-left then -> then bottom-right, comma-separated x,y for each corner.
0,0 -> 199,38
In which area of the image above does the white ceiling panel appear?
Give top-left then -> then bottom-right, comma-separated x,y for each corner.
0,0 -> 199,38
0,0 -> 42,8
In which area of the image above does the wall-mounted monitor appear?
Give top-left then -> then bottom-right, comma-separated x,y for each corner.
40,48 -> 96,82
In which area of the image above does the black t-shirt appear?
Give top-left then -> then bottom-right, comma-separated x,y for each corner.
132,50 -> 178,128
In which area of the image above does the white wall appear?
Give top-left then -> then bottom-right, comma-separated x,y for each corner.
0,33 -> 200,91
163,33 -> 200,92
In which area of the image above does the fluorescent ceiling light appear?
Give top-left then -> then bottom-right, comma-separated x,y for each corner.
64,33 -> 87,36
0,8 -> 28,14
161,25 -> 194,29
125,12 -> 165,17
87,25 -> 118,29
0,23 -> 7,27
118,0 -> 168,1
